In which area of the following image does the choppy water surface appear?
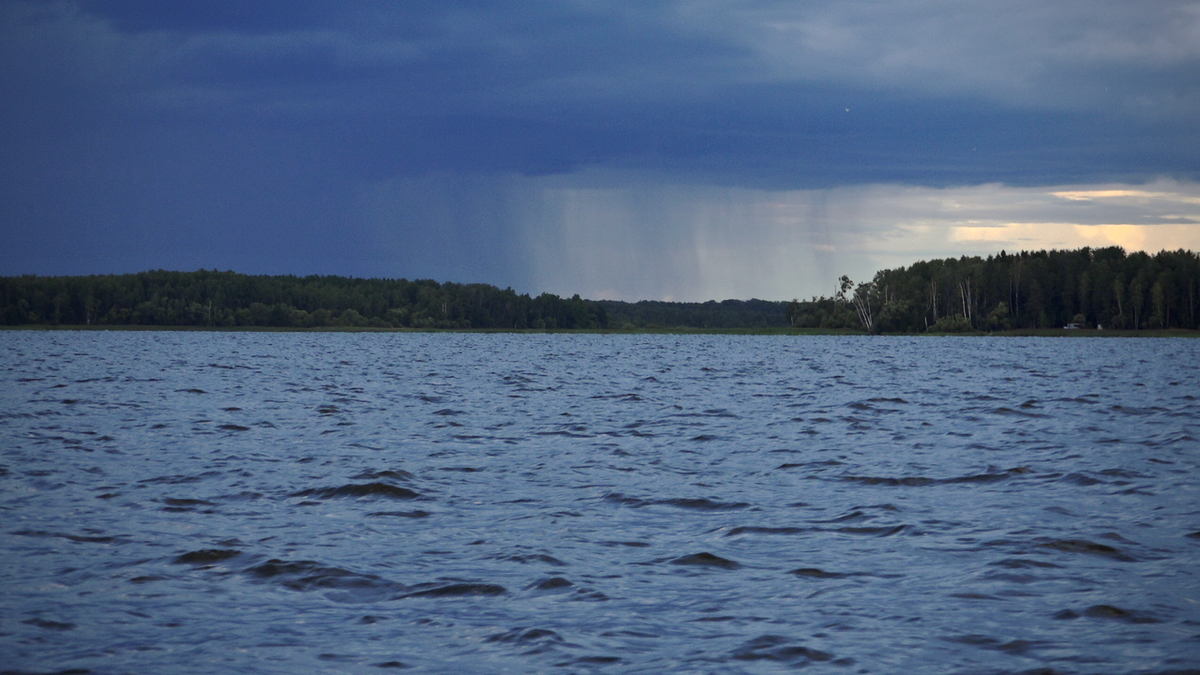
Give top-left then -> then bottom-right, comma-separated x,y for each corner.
2,332 -> 1198,674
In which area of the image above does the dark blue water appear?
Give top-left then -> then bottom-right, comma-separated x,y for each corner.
2,332 -> 1198,674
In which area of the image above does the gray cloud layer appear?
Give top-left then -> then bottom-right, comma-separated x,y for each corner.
2,1 -> 1198,295
8,1 -> 1197,181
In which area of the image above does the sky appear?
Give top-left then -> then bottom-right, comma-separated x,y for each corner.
2,0 -> 1198,301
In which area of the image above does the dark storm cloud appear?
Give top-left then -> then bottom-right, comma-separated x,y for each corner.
2,0 -> 1198,292
16,0 -> 1193,184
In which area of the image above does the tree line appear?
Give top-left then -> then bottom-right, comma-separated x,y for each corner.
2,247 -> 1196,332
789,247 -> 1199,332
0,270 -> 607,329
597,299 -> 790,329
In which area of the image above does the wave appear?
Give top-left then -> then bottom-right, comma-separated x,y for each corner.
668,552 -> 740,569
730,635 -> 839,665
291,483 -> 422,500
603,493 -> 749,510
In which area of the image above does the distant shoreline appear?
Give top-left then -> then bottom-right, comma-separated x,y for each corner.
6,250 -> 1197,332
4,325 -> 1197,337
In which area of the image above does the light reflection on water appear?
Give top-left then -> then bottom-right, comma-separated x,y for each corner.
1,332 -> 1198,674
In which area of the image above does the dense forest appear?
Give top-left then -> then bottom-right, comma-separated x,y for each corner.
598,299 -> 789,329
789,247 -> 1199,332
0,268 -> 790,330
0,270 -> 607,329
1,247 -> 1197,332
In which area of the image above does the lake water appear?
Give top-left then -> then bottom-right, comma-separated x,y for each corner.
2,332 -> 1198,674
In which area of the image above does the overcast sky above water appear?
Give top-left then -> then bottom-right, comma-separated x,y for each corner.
3,1 -> 1198,301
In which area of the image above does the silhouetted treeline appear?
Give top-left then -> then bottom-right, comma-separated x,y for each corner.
598,299 -> 790,329
791,247 -> 1200,332
0,270 -> 607,329
4,247 -> 1197,332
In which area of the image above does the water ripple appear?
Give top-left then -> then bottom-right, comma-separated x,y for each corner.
1,332 -> 1197,674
